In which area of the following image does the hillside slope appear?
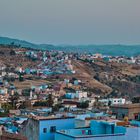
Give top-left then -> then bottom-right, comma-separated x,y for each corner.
72,60 -> 140,98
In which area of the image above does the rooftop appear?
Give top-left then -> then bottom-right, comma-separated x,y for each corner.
56,120 -> 126,138
1,131 -> 27,140
111,103 -> 140,109
31,115 -> 75,121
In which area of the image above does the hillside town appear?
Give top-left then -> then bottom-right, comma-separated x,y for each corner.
0,44 -> 140,140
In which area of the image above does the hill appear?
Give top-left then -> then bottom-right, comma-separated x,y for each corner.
0,36 -> 38,48
72,60 -> 140,98
0,36 -> 140,56
0,36 -> 53,50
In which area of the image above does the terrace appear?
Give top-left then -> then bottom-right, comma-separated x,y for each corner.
55,120 -> 126,140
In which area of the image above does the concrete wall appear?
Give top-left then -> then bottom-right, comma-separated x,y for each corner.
111,108 -> 129,119
90,121 -> 125,135
111,106 -> 140,120
21,119 -> 39,140
128,108 -> 140,120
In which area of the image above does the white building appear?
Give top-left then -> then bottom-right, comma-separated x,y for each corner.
76,91 -> 87,100
99,98 -> 126,106
109,98 -> 126,105
66,91 -> 88,100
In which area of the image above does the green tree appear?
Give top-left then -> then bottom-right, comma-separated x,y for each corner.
10,50 -> 16,55
22,88 -> 30,96
19,74 -> 24,82
108,100 -> 112,106
33,101 -> 48,107
46,94 -> 54,107
132,97 -> 140,103
10,42 -> 15,45
19,101 -> 28,109
9,94 -> 19,109
52,104 -> 62,112
77,101 -> 89,109
2,103 -> 12,113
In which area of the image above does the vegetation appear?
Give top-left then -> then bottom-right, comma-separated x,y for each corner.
10,49 -> 16,55
129,75 -> 140,83
64,87 -> 76,93
77,101 -> 89,108
33,101 -> 49,107
46,94 -> 54,107
19,73 -> 24,81
33,94 -> 54,107
1,103 -> 12,113
52,104 -> 62,112
9,94 -> 19,109
22,88 -> 30,96
18,101 -> 27,109
132,97 -> 140,103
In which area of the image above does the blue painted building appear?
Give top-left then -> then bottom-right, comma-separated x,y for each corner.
21,116 -> 75,140
74,80 -> 79,85
21,116 -> 140,140
0,117 -> 27,133
55,120 -> 140,140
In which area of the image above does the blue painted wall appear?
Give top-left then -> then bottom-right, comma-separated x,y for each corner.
39,118 -> 75,140
90,121 -> 126,135
55,127 -> 140,140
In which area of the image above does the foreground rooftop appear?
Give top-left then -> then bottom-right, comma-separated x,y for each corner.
31,115 -> 75,121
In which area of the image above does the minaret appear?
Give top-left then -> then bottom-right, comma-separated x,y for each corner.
11,90 -> 14,96
30,90 -> 33,99
30,82 -> 33,99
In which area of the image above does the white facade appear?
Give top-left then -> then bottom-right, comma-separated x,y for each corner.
66,91 -> 87,100
99,98 -> 126,106
110,98 -> 126,105
76,91 -> 87,100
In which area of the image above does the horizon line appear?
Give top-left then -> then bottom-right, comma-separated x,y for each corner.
1,35 -> 140,46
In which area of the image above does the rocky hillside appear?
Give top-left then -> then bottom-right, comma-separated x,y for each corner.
0,45 -> 40,69
72,60 -> 140,99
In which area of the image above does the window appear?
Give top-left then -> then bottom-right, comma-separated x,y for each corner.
134,113 -> 138,120
50,126 -> 56,133
88,130 -> 92,135
122,114 -> 125,119
43,128 -> 47,133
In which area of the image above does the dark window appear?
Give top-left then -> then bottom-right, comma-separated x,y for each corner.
134,114 -> 138,120
43,128 -> 47,133
111,125 -> 115,134
122,114 -> 125,119
50,126 -> 56,133
88,130 -> 92,135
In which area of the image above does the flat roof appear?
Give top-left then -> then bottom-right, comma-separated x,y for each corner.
31,116 -> 75,121
111,103 -> 140,109
56,130 -> 125,139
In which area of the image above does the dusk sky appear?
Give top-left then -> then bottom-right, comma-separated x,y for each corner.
0,0 -> 140,45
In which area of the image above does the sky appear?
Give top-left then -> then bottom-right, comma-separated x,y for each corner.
0,0 -> 140,45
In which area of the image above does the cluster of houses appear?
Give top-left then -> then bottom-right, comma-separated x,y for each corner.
79,53 -> 140,64
0,48 -> 77,111
0,47 -> 140,140
1,103 -> 140,140
25,50 -> 75,77
1,73 -> 140,140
